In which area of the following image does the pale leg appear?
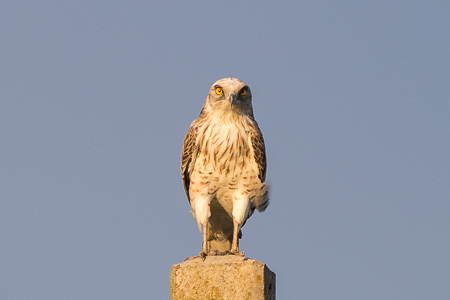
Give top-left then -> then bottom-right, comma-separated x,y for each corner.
231,192 -> 250,254
192,195 -> 211,256
201,220 -> 209,254
231,217 -> 240,253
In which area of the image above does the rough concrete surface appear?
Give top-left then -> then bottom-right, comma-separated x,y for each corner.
170,255 -> 275,300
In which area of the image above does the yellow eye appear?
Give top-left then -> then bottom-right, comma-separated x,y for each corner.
215,87 -> 223,95
240,88 -> 247,96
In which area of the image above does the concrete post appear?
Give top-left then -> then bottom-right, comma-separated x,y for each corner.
170,255 -> 275,299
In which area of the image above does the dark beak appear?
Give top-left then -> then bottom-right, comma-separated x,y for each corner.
229,93 -> 236,106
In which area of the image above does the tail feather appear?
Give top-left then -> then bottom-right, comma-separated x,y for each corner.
254,183 -> 269,212
208,238 -> 231,252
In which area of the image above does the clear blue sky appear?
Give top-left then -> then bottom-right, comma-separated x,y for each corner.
1,1 -> 449,299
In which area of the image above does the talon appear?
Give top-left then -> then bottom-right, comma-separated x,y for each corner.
199,251 -> 207,261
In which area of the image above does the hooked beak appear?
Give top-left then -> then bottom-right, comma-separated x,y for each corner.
229,93 -> 237,106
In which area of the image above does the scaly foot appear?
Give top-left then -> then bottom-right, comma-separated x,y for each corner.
224,250 -> 245,257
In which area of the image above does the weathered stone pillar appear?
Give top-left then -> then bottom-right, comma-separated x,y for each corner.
170,255 -> 275,299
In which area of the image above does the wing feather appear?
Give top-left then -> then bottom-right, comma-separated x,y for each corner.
181,125 -> 198,203
250,125 -> 267,182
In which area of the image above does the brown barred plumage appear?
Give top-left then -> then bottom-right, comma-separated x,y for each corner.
181,78 -> 269,256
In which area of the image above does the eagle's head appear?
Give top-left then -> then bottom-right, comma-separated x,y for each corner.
203,77 -> 254,118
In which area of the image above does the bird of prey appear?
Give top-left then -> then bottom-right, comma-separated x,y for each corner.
181,77 -> 269,256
